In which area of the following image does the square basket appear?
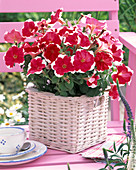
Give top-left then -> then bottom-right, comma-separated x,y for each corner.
27,88 -> 109,153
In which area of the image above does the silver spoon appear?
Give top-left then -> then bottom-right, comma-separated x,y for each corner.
20,142 -> 31,152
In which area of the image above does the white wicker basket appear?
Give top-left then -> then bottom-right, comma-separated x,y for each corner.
27,88 -> 109,153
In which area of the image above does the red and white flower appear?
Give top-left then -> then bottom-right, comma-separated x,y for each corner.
48,8 -> 64,25
110,44 -> 124,62
4,29 -> 25,43
87,74 -> 100,88
27,57 -> 46,75
52,54 -> 74,77
73,50 -> 95,72
40,31 -> 61,45
94,52 -> 113,71
112,64 -> 133,85
22,20 -> 38,37
109,84 -> 119,100
4,46 -> 24,68
43,43 -> 60,63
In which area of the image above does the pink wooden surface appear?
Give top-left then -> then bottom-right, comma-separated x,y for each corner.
0,121 -> 124,170
110,99 -> 120,121
0,0 -> 119,13
119,32 -> 136,54
119,32 -> 136,120
125,51 -> 136,120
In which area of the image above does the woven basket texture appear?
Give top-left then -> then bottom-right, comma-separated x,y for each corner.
27,88 -> 109,153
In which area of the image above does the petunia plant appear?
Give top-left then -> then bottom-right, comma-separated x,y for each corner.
3,9 -> 133,98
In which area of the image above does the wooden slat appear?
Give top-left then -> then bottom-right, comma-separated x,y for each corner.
125,51 -> 136,120
119,32 -> 136,54
0,52 -> 22,72
0,20 -> 119,43
107,121 -> 123,128
0,0 -> 119,13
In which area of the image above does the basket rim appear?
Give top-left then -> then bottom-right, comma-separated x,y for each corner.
26,87 -> 109,100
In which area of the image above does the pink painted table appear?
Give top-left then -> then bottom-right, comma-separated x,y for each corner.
0,121 -> 123,170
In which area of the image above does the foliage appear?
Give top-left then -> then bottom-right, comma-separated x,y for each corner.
119,0 -> 136,32
0,73 -> 28,125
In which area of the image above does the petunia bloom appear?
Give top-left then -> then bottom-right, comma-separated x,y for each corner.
22,20 -> 38,37
65,32 -> 79,46
4,29 -> 25,43
109,84 -> 119,100
58,26 -> 73,36
100,31 -> 122,48
112,64 -> 133,85
43,43 -> 60,63
37,19 -> 48,31
78,32 -> 90,47
22,42 -> 39,53
52,55 -> 74,76
94,52 -> 113,71
73,50 -> 94,72
4,46 -> 24,68
110,44 -> 124,62
87,74 -> 100,88
49,8 -> 64,24
27,57 -> 46,75
40,31 -> 61,45
85,16 -> 106,34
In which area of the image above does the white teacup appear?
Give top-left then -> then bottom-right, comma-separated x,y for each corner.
0,127 -> 26,155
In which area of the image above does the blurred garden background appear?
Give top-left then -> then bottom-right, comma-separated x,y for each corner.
0,0 -> 136,125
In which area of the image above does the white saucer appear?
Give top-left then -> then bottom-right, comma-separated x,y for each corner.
0,140 -> 47,166
0,140 -> 36,159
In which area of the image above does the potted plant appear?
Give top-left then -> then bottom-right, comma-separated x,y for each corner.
3,9 -> 133,153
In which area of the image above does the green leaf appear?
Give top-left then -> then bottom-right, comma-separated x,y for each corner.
52,76 -> 59,84
123,152 -> 129,157
109,165 -> 114,169
117,143 -> 125,153
79,83 -> 89,94
108,74 -> 113,84
123,119 -> 126,132
110,159 -> 123,163
113,141 -> 116,152
79,79 -> 84,84
106,149 -> 114,153
67,163 -> 71,170
103,148 -> 108,159
87,87 -> 100,97
69,89 -> 75,96
114,162 -> 126,167
59,83 -> 67,91
60,91 -> 68,96
65,81 -> 74,90
120,149 -> 123,156
110,154 -> 122,159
